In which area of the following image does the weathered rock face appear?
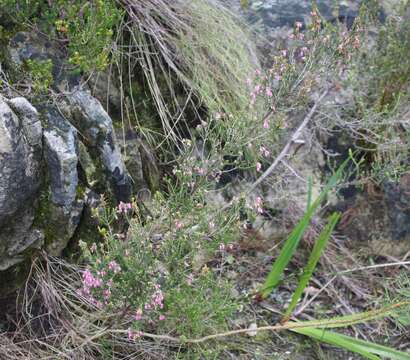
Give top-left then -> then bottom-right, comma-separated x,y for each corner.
70,89 -> 132,202
334,174 -> 410,257
42,106 -> 85,256
0,31 -> 158,275
0,96 -> 43,270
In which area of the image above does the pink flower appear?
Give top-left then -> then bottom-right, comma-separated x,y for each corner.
259,146 -> 270,157
281,50 -> 287,57
116,201 -> 133,214
159,315 -> 166,321
254,197 -> 264,214
103,288 -> 111,299
186,273 -> 194,286
219,243 -> 225,251
263,119 -> 270,129
208,221 -> 215,230
108,260 -> 121,274
127,329 -> 142,341
265,87 -> 273,98
295,21 -> 303,28
256,162 -> 262,172
134,308 -> 143,321
90,243 -> 97,253
151,289 -> 164,309
175,220 -> 183,230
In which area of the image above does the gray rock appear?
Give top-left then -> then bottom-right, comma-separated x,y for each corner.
384,174 -> 410,241
43,107 -> 79,208
7,97 -> 42,146
0,96 -> 42,217
0,96 -> 43,270
70,89 -> 132,201
88,71 -> 122,117
46,199 -> 84,256
41,105 -> 85,256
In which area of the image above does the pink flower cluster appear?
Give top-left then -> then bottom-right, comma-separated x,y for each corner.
78,260 -> 122,309
259,146 -> 270,157
116,201 -> 133,214
254,196 -> 264,214
108,260 -> 121,273
128,328 -> 143,341
128,283 -> 166,341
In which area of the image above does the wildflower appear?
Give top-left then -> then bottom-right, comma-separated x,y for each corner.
159,315 -> 166,321
82,269 -> 102,288
108,260 -> 121,274
259,146 -> 270,157
281,49 -> 287,57
265,87 -> 273,98
117,201 -> 133,214
208,221 -> 215,230
90,243 -> 97,253
256,162 -> 262,172
186,273 -> 194,286
152,289 -> 164,309
127,329 -> 142,341
255,69 -> 261,75
219,243 -> 225,251
295,21 -> 303,28
263,118 -> 270,129
175,220 -> 183,230
134,308 -> 143,321
103,288 -> 111,299
254,197 -> 264,214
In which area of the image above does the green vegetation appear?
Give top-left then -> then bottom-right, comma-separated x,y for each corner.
0,0 -> 121,72
0,0 -> 409,359
24,58 -> 53,93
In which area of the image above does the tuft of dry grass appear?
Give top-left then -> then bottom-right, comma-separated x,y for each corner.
114,0 -> 259,147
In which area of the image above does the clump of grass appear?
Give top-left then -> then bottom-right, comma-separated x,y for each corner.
117,0 -> 259,146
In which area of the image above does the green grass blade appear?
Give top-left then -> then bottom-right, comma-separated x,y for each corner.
259,161 -> 347,298
291,327 -> 410,360
283,212 -> 341,320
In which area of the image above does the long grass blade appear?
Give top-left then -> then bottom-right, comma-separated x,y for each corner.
259,161 -> 347,298
282,212 -> 341,321
291,327 -> 410,360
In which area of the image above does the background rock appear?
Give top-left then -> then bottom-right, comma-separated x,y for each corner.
0,96 -> 43,270
0,29 -> 160,274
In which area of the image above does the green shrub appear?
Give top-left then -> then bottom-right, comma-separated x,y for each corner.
0,0 -> 122,72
